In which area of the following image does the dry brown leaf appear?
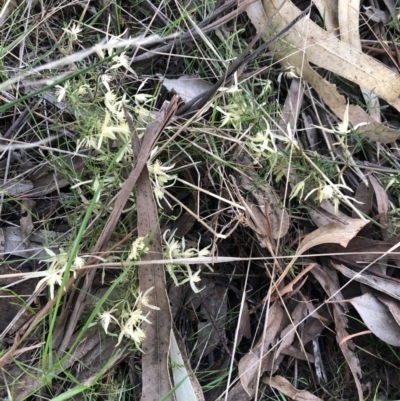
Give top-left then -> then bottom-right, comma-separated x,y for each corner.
369,175 -> 392,238
376,293 -> 400,326
239,173 -> 290,240
238,300 -> 252,341
363,6 -> 391,22
262,375 -> 324,400
381,0 -> 396,19
131,101 -> 178,401
339,0 -> 381,122
311,265 -> 363,400
225,381 -> 252,401
369,175 -> 389,215
297,218 -> 367,256
197,278 -> 227,359
276,263 -> 316,299
238,301 -> 284,397
274,302 -> 307,371
353,181 -> 374,217
302,304 -> 332,345
317,236 -> 400,264
245,0 -> 400,143
332,262 -> 400,301
280,344 -> 315,363
313,0 -> 338,34
310,199 -> 361,227
270,212 -> 366,295
263,0 -> 400,102
347,292 -> 400,346
0,179 -> 33,196
136,171 -> 173,400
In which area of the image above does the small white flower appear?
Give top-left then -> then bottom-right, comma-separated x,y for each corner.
98,309 -> 119,334
55,85 -> 67,102
62,22 -> 82,42
100,74 -> 113,91
97,110 -> 130,149
134,93 -> 153,103
73,256 -> 85,269
137,286 -> 160,310
290,180 -> 306,200
277,64 -> 299,83
313,102 -> 367,135
34,265 -> 64,300
33,248 -> 69,299
179,267 -> 204,293
246,121 -> 283,157
166,263 -> 180,286
76,85 -> 90,96
128,237 -> 148,260
110,52 -> 137,76
116,309 -> 150,348
127,309 -> 151,326
117,325 -> 146,348
163,230 -> 183,259
104,91 -> 117,114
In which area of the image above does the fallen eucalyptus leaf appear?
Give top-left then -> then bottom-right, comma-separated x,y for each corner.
245,0 -> 400,143
161,75 -> 213,103
347,292 -> 400,346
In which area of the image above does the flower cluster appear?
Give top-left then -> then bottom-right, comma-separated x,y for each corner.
128,237 -> 148,260
76,88 -> 130,151
34,248 -> 86,299
147,147 -> 177,206
304,183 -> 355,215
98,286 -> 159,349
163,230 -> 211,293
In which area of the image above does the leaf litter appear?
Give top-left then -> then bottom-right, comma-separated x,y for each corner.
1,0 -> 400,400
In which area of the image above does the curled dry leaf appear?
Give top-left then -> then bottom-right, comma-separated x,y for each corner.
274,302 -> 307,371
317,236 -> 400,265
296,218 -> 367,255
369,175 -> 392,238
270,212 -> 366,293
310,199 -> 363,227
238,173 -> 290,240
262,375 -> 324,401
369,175 -> 390,215
347,292 -> 400,346
332,262 -> 400,301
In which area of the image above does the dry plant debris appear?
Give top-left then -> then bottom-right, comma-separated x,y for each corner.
1,0 -> 400,400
